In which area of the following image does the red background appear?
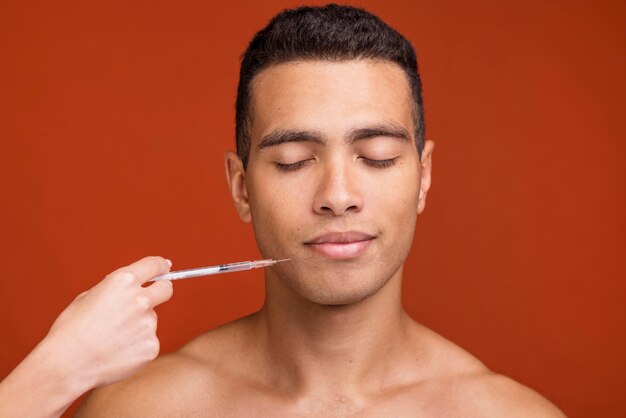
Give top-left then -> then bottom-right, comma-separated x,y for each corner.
1,1 -> 624,416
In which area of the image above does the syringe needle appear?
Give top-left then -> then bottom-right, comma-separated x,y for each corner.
150,258 -> 291,282
249,258 -> 291,269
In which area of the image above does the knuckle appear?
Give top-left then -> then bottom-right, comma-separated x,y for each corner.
145,316 -> 157,332
135,294 -> 152,310
147,339 -> 160,359
113,271 -> 137,287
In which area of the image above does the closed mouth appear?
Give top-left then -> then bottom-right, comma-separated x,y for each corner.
305,231 -> 375,259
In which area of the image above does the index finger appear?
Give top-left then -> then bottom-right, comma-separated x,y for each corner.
108,256 -> 172,285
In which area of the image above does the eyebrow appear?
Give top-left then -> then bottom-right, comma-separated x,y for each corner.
257,122 -> 411,150
346,123 -> 411,144
257,129 -> 324,150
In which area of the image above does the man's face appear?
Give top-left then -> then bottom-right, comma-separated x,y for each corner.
227,60 -> 433,305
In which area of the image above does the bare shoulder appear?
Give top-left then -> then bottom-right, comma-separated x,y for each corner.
75,317 -> 253,417
415,325 -> 565,417
74,352 -> 203,417
447,371 -> 566,417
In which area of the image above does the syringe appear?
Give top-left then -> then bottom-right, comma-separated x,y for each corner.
149,258 -> 289,282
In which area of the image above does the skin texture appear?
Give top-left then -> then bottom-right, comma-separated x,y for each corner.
0,256 -> 173,418
75,60 -> 566,417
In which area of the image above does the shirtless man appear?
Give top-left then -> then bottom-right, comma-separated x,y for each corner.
76,4 -> 565,417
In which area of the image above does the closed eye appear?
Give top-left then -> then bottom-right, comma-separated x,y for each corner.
275,157 -> 398,172
274,159 -> 313,172
361,157 -> 398,168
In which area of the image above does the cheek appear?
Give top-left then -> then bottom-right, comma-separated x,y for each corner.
369,168 -> 420,244
371,164 -> 420,212
250,182 -> 301,223
247,177 -> 310,251
372,188 -> 418,228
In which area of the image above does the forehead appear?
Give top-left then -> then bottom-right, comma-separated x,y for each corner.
248,60 -> 414,144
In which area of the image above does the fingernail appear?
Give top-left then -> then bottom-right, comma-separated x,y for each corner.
165,259 -> 172,268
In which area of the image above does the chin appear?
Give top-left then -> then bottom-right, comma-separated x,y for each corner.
284,269 -> 392,306
300,288 -> 370,306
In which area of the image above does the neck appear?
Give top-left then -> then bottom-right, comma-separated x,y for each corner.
253,267 -> 415,396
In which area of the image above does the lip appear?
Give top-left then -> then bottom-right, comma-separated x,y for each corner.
305,231 -> 375,259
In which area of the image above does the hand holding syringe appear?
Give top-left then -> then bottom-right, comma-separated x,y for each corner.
149,258 -> 290,281
0,256 -> 289,418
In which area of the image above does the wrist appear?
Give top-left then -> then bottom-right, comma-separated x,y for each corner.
0,336 -> 90,418
30,336 -> 94,411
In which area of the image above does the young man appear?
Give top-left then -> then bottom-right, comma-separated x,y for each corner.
77,5 -> 564,416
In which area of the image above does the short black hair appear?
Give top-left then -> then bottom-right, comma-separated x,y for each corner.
235,3 -> 425,168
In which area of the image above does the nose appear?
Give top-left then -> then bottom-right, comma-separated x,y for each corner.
313,158 -> 363,216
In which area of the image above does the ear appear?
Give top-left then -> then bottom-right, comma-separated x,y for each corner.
417,140 -> 434,215
224,151 -> 251,222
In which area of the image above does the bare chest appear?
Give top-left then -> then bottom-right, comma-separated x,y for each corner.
158,383 -> 469,418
